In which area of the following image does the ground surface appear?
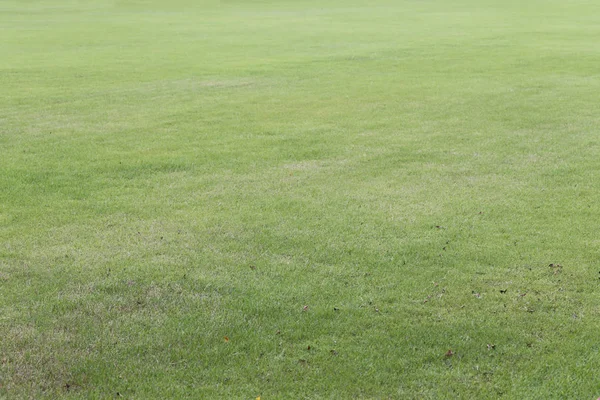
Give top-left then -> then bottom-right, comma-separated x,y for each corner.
1,0 -> 600,398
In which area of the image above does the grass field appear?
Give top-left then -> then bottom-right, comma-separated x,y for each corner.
2,0 -> 600,398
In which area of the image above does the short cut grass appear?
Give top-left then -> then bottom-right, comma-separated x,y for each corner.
1,0 -> 600,398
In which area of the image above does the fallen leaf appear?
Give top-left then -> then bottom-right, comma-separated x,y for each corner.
302,305 -> 309,312
445,350 -> 454,357
224,336 -> 229,342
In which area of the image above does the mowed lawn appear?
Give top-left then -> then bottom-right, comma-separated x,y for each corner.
2,0 -> 600,398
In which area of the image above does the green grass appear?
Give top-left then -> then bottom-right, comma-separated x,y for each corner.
2,0 -> 600,398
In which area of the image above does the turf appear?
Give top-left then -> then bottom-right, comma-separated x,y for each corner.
1,0 -> 600,398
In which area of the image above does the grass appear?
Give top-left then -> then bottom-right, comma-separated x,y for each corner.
2,0 -> 600,398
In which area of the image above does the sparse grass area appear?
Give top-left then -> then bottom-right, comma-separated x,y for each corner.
2,0 -> 600,398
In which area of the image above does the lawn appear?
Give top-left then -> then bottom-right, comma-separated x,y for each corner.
1,0 -> 600,398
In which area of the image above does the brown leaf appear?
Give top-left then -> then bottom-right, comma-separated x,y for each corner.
224,336 -> 230,342
445,350 -> 454,357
